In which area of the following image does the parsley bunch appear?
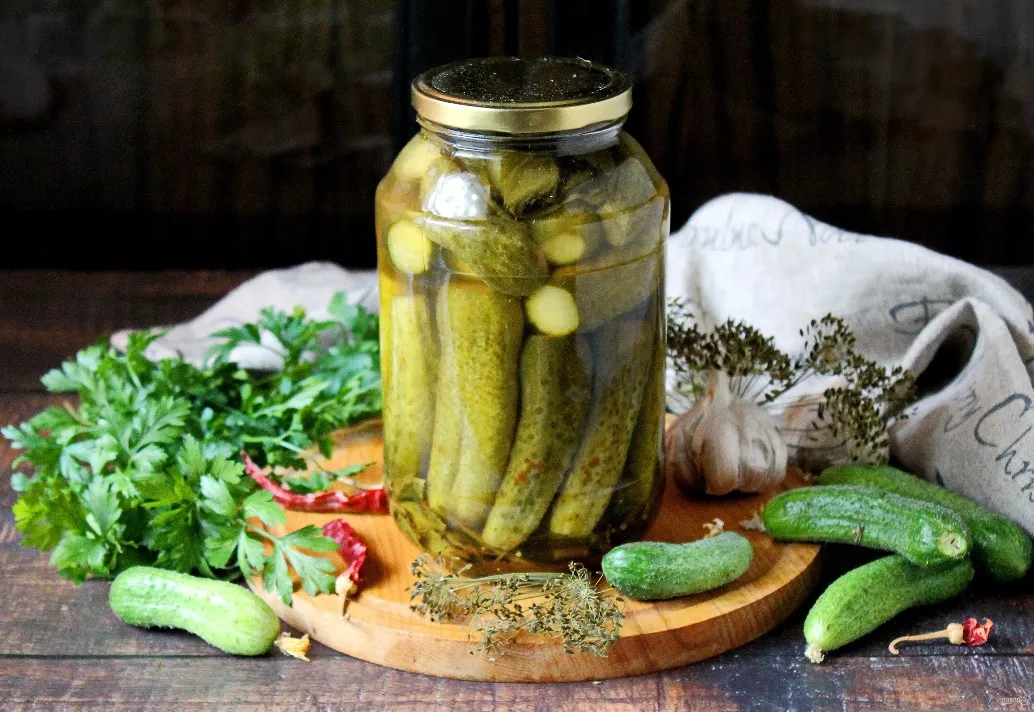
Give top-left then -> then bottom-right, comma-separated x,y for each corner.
4,293 -> 380,604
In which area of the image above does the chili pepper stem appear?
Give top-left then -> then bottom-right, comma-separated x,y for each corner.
888,623 -> 964,655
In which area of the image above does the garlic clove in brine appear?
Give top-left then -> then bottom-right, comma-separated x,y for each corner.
666,370 -> 788,496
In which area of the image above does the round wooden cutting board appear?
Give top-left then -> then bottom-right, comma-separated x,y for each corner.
248,419 -> 821,682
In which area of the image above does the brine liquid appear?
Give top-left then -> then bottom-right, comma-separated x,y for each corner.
376,128 -> 668,565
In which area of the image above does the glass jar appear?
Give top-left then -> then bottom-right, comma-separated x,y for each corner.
376,57 -> 668,565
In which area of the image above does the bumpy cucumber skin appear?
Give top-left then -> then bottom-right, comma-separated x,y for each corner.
602,533 -> 754,601
109,567 -> 280,656
549,319 -> 653,538
763,485 -> 971,566
549,251 -> 661,330
440,281 -> 524,530
803,555 -> 974,660
382,294 -> 437,487
482,336 -> 592,551
819,464 -> 1033,583
487,152 -> 560,215
419,215 -> 548,297
425,291 -> 463,517
377,271 -> 397,411
606,334 -> 667,528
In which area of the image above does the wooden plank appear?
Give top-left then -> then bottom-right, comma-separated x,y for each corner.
0,270 -> 254,391
0,654 -> 1031,712
0,393 -> 242,658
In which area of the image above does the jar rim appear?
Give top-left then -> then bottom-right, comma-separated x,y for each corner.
411,57 -> 632,135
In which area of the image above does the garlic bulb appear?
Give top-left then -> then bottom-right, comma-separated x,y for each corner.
665,370 -> 788,496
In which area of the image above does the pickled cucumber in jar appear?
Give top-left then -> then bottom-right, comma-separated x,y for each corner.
375,56 -> 669,565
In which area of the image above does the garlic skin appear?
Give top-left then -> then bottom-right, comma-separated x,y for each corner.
665,370 -> 788,496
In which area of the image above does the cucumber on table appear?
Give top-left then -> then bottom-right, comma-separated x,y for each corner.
109,567 -> 280,656
602,533 -> 754,601
763,484 -> 971,567
819,464 -> 1032,583
803,555 -> 974,663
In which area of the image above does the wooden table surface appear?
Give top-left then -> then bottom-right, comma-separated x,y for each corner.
1,270 -> 1032,712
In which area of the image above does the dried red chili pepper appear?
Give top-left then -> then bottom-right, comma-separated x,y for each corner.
241,451 -> 389,514
962,618 -> 994,647
889,617 -> 995,654
323,519 -> 368,586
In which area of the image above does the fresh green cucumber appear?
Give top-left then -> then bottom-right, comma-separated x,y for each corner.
803,555 -> 974,663
763,485 -> 971,567
109,566 -> 280,656
819,464 -> 1033,583
602,533 -> 754,601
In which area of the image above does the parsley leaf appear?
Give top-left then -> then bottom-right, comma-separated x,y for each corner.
4,295 -> 380,604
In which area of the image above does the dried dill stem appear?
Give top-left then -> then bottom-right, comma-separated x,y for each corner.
666,301 -> 917,464
408,555 -> 624,657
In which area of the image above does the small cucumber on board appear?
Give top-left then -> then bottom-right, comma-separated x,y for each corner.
109,567 -> 280,656
803,555 -> 974,663
819,464 -> 1033,583
602,533 -> 754,601
763,485 -> 971,567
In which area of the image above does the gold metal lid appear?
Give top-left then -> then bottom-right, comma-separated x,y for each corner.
412,57 -> 632,134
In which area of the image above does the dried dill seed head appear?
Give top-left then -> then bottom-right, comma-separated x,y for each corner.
667,300 -> 917,464
407,555 -> 623,657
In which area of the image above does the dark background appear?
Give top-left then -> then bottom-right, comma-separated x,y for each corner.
1,0 -> 1032,269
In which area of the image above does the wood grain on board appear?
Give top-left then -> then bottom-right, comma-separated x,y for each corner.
248,423 -> 820,682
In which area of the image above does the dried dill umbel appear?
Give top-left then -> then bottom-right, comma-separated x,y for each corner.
666,300 -> 917,465
408,555 -> 624,657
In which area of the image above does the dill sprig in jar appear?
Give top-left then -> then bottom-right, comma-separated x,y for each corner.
376,57 -> 669,564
